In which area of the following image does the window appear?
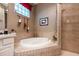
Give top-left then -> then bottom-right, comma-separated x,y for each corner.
15,3 -> 30,17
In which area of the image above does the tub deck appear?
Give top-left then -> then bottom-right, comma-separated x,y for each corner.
15,42 -> 61,56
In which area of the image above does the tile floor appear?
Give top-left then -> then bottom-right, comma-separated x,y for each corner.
61,50 -> 79,56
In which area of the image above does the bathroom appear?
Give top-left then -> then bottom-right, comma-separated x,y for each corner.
0,3 -> 79,56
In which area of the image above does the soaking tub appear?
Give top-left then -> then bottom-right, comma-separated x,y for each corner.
15,37 -> 61,56
20,37 -> 54,48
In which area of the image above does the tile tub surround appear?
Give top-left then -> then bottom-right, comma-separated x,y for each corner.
15,42 -> 61,56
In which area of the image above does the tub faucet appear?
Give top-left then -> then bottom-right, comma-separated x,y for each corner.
53,35 -> 57,41
52,33 -> 57,42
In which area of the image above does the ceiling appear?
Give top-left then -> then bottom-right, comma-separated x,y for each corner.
29,3 -> 39,7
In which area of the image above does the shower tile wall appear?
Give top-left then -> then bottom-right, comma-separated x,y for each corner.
61,4 -> 79,53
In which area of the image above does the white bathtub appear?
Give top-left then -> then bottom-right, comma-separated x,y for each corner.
20,37 -> 53,48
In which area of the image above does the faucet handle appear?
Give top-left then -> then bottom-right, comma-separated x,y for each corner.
53,33 -> 57,41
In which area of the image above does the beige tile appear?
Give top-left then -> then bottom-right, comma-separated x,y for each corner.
15,42 -> 61,56
61,4 -> 79,53
61,50 -> 79,56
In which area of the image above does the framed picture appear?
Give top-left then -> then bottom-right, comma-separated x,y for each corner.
39,17 -> 48,26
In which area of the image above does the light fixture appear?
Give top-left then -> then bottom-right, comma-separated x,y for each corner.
17,15 -> 22,26
18,18 -> 22,23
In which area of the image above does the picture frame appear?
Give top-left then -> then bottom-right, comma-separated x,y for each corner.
39,17 -> 48,26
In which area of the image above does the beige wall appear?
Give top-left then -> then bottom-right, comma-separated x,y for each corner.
7,4 -> 35,43
34,4 -> 57,39
7,3 -> 57,43
61,3 -> 79,53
